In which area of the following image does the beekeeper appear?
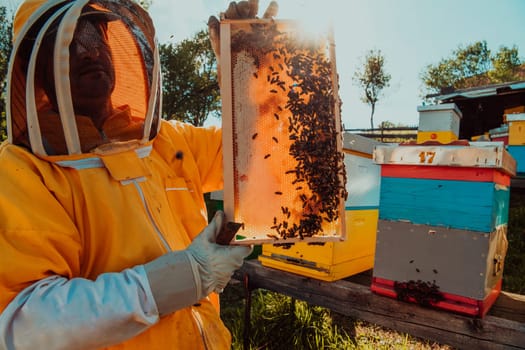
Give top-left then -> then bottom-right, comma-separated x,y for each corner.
0,0 -> 277,349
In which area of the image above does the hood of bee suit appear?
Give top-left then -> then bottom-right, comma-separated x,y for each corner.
6,0 -> 162,156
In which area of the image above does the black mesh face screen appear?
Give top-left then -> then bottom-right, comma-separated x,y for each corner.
70,18 -> 109,55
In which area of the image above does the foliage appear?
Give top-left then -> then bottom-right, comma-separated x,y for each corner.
352,49 -> 391,130
0,5 -> 13,141
488,45 -> 523,84
159,30 -> 220,127
377,121 -> 394,129
420,40 -> 523,97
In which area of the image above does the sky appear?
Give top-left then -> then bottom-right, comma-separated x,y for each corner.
4,0 -> 525,130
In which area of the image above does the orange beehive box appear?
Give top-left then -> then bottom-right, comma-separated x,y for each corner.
219,19 -> 346,245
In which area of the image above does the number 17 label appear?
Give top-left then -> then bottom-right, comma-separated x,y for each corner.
418,151 -> 436,164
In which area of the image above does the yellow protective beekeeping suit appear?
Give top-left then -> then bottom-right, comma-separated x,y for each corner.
0,119 -> 230,349
0,0 -> 231,348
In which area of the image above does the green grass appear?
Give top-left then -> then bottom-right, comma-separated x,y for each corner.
221,282 -> 453,350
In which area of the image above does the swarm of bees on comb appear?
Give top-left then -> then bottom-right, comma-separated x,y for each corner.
227,21 -> 347,243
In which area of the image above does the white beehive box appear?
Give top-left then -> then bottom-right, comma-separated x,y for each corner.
219,19 -> 346,245
342,133 -> 382,209
417,103 -> 462,134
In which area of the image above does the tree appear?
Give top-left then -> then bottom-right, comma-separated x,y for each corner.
489,45 -> 522,83
0,5 -> 13,141
378,120 -> 396,128
353,49 -> 391,130
420,40 -> 523,96
160,30 -> 220,127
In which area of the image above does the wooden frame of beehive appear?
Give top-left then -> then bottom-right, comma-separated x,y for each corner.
220,19 -> 346,245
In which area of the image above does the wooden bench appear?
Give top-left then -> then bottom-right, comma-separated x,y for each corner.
234,259 -> 525,349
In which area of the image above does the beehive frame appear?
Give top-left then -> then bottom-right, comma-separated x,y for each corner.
220,19 -> 346,245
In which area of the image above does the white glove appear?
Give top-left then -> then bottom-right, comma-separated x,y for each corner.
144,211 -> 252,316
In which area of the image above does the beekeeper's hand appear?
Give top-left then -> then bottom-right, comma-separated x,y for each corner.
208,0 -> 279,64
144,211 -> 252,316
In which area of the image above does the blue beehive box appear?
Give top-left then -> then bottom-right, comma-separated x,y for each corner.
371,142 -> 516,317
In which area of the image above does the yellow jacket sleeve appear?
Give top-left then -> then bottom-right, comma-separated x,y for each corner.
0,143 -> 82,305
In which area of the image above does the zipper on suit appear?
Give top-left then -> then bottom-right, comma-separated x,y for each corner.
131,179 -> 172,252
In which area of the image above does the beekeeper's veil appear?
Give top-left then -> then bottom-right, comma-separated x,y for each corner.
7,0 -> 161,156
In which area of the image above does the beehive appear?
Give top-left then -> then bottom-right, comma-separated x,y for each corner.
220,19 -> 346,245
507,113 -> 525,145
371,142 -> 516,317
488,125 -> 508,144
503,105 -> 525,121
491,114 -> 525,178
259,133 -> 381,280
416,103 -> 462,144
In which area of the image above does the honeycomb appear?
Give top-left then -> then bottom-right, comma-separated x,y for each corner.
220,20 -> 346,245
